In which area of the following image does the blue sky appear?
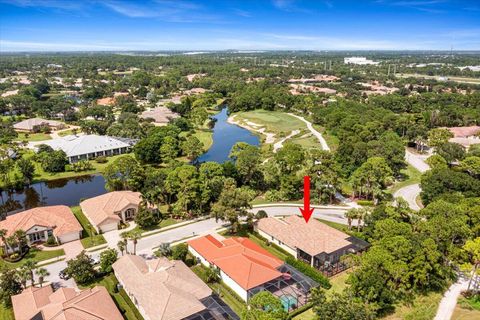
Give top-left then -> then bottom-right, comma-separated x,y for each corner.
0,0 -> 479,51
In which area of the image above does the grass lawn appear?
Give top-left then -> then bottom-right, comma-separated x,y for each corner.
14,132 -> 52,142
58,129 -> 75,137
193,129 -> 213,151
316,218 -> 351,233
191,264 -> 246,316
384,291 -> 443,320
27,152 -> 126,183
132,217 -> 181,233
81,273 -> 144,320
389,164 -> 422,195
452,297 -> 480,320
235,109 -> 306,135
71,206 -> 106,249
0,304 -> 14,320
0,248 -> 65,268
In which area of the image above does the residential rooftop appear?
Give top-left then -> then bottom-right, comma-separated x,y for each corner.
188,235 -> 283,290
113,254 -> 212,320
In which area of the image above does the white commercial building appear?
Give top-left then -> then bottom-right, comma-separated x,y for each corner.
344,57 -> 380,65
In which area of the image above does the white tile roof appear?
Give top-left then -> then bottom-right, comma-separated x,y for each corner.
38,134 -> 132,157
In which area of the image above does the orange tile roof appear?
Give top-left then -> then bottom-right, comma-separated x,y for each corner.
80,191 -> 141,226
12,285 -> 123,320
0,206 -> 82,241
188,235 -> 283,290
96,97 -> 115,106
256,216 -> 353,256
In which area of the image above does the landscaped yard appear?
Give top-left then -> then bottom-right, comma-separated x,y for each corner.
0,304 -> 14,320
191,264 -> 246,316
389,164 -> 422,195
81,273 -> 144,320
0,247 -> 65,268
14,132 -> 52,142
452,297 -> 480,320
133,217 -> 181,233
383,291 -> 443,320
71,206 -> 106,249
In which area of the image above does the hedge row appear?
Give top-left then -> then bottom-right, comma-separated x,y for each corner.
287,302 -> 314,319
285,256 -> 331,289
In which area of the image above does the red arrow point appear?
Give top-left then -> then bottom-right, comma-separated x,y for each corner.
300,176 -> 313,223
300,207 -> 314,223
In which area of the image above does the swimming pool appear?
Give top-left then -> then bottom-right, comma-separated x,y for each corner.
280,295 -> 297,311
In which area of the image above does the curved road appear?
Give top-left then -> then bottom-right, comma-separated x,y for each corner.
287,113 -> 330,151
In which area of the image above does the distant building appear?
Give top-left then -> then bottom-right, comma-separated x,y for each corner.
0,206 -> 82,251
12,285 -> 123,320
80,191 -> 142,233
113,255 -> 217,320
34,134 -> 135,163
140,106 -> 180,126
255,216 -> 369,276
344,57 -> 379,65
447,126 -> 480,149
96,97 -> 115,106
13,118 -> 65,132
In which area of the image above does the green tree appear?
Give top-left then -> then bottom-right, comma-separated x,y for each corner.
0,267 -> 22,307
211,178 -> 252,232
242,291 -> 287,320
171,243 -> 188,261
117,240 -> 126,256
127,230 -> 141,255
311,288 -> 377,320
35,268 -> 50,287
458,156 -> 480,177
229,142 -> 261,185
16,158 -> 35,185
22,260 -> 37,287
99,248 -> 118,273
274,143 -> 305,174
181,135 -> 204,162
437,142 -> 465,164
351,157 -> 393,202
462,237 -> 480,291
134,206 -> 158,229
104,155 -> 145,191
63,251 -> 96,285
38,150 -> 68,173
428,128 -> 453,148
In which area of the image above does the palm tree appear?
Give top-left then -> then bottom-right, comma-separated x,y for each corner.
35,268 -> 50,287
120,231 -> 130,254
23,260 -> 37,287
128,231 -> 141,255
13,230 -> 28,255
6,236 -> 18,255
344,208 -> 358,230
17,267 -> 31,289
117,240 -> 126,256
0,228 -> 8,256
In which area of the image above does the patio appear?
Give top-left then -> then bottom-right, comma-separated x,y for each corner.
248,264 -> 319,312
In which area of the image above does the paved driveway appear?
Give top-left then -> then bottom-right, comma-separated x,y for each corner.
393,184 -> 422,211
62,240 -> 84,260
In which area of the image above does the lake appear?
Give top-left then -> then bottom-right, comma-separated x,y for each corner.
1,174 -> 107,215
197,107 -> 259,163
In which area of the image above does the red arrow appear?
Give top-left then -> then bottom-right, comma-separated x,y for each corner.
300,176 -> 314,223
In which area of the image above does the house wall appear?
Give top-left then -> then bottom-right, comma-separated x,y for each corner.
255,228 -> 297,257
25,225 -> 50,244
115,274 -> 151,320
188,245 -> 249,301
57,231 -> 81,244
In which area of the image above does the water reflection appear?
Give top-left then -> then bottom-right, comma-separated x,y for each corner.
0,174 -> 107,216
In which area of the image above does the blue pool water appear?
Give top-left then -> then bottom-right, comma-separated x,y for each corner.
280,295 -> 297,311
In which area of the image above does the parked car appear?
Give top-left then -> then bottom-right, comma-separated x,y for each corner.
59,269 -> 70,280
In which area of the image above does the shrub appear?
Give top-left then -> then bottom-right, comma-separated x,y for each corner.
255,210 -> 268,219
171,243 -> 188,261
45,235 -> 57,246
357,200 -> 374,206
285,256 -> 331,289
155,243 -> 172,258
9,253 -> 19,260
95,156 -> 108,163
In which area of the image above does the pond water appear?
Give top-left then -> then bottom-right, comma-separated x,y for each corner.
1,174 -> 107,215
197,107 -> 259,163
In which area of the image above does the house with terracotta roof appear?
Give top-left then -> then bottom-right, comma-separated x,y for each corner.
0,206 -> 82,252
255,216 -> 369,276
188,234 -> 285,301
11,285 -> 123,320
113,255 -> 236,320
80,191 -> 142,233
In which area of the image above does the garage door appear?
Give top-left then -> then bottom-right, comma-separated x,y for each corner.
58,232 -> 80,244
100,222 -> 118,233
